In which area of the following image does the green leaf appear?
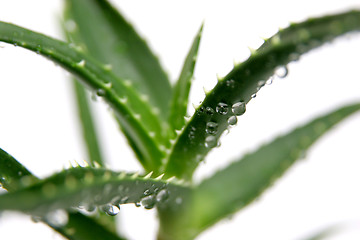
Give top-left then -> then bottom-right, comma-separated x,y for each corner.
0,21 -> 165,172
300,224 -> 341,240
164,10 -> 360,180
52,212 -> 126,240
183,103 -> 360,237
72,80 -> 105,167
0,148 -> 125,240
0,166 -> 188,216
168,24 -> 203,135
0,148 -> 37,192
64,0 -> 172,119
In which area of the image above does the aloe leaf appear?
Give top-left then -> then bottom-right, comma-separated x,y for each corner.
165,10 -> 360,180
168,24 -> 203,135
64,0 -> 172,119
0,21 -> 165,172
72,80 -> 105,167
0,148 -> 37,192
52,212 -> 126,240
0,148 -> 125,240
0,166 -> 188,216
300,224 -> 341,240
181,103 -> 360,237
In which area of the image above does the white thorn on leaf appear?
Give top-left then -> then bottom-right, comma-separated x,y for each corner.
76,59 -> 86,67
247,46 -> 256,54
166,176 -> 176,182
216,73 -> 223,81
144,171 -> 153,179
103,171 -> 112,180
203,86 -> 210,95
118,172 -> 127,179
155,173 -> 165,180
94,161 -> 101,168
131,172 -> 139,179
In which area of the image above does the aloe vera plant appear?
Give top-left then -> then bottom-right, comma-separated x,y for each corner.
0,1 -> 360,239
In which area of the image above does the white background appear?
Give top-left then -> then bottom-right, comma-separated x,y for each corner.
0,0 -> 360,239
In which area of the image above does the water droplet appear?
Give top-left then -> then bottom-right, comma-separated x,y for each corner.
84,204 -> 96,213
251,93 -> 257,98
205,107 -> 214,115
156,189 -> 169,203
205,135 -> 217,148
275,66 -> 288,78
134,202 -> 141,207
225,79 -> 235,88
289,53 -> 300,61
227,116 -> 237,125
232,102 -> 246,116
45,209 -> 69,227
175,197 -> 183,204
141,195 -> 156,209
144,189 -> 151,196
257,80 -> 266,89
206,122 -> 218,135
188,129 -> 196,140
100,204 -> 120,216
216,102 -> 228,115
96,88 -> 106,96
35,45 -> 41,54
266,77 -> 274,85
65,19 -> 77,32
31,215 -> 42,223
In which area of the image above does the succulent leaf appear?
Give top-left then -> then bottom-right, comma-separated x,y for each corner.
183,103 -> 360,236
164,10 -> 360,180
0,166 -> 189,216
0,148 -> 125,240
64,0 -> 172,119
168,24 -> 203,136
0,21 -> 164,172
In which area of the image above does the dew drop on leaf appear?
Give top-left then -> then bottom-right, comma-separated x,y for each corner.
45,209 -> 69,227
227,116 -> 237,125
100,204 -> 120,216
225,79 -> 235,88
144,189 -> 151,196
206,122 -> 218,135
175,197 -> 183,205
96,88 -> 106,96
205,107 -> 215,115
134,202 -> 141,207
156,189 -> 169,203
266,77 -> 274,85
275,65 -> 288,78
232,102 -> 246,116
141,195 -> 156,209
31,215 -> 42,223
205,135 -> 217,148
216,102 -> 229,115
65,19 -> 77,32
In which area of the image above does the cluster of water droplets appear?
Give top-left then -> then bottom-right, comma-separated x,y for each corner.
31,209 -> 69,228
203,99 -> 246,149
74,184 -> 172,217
140,188 -> 170,210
